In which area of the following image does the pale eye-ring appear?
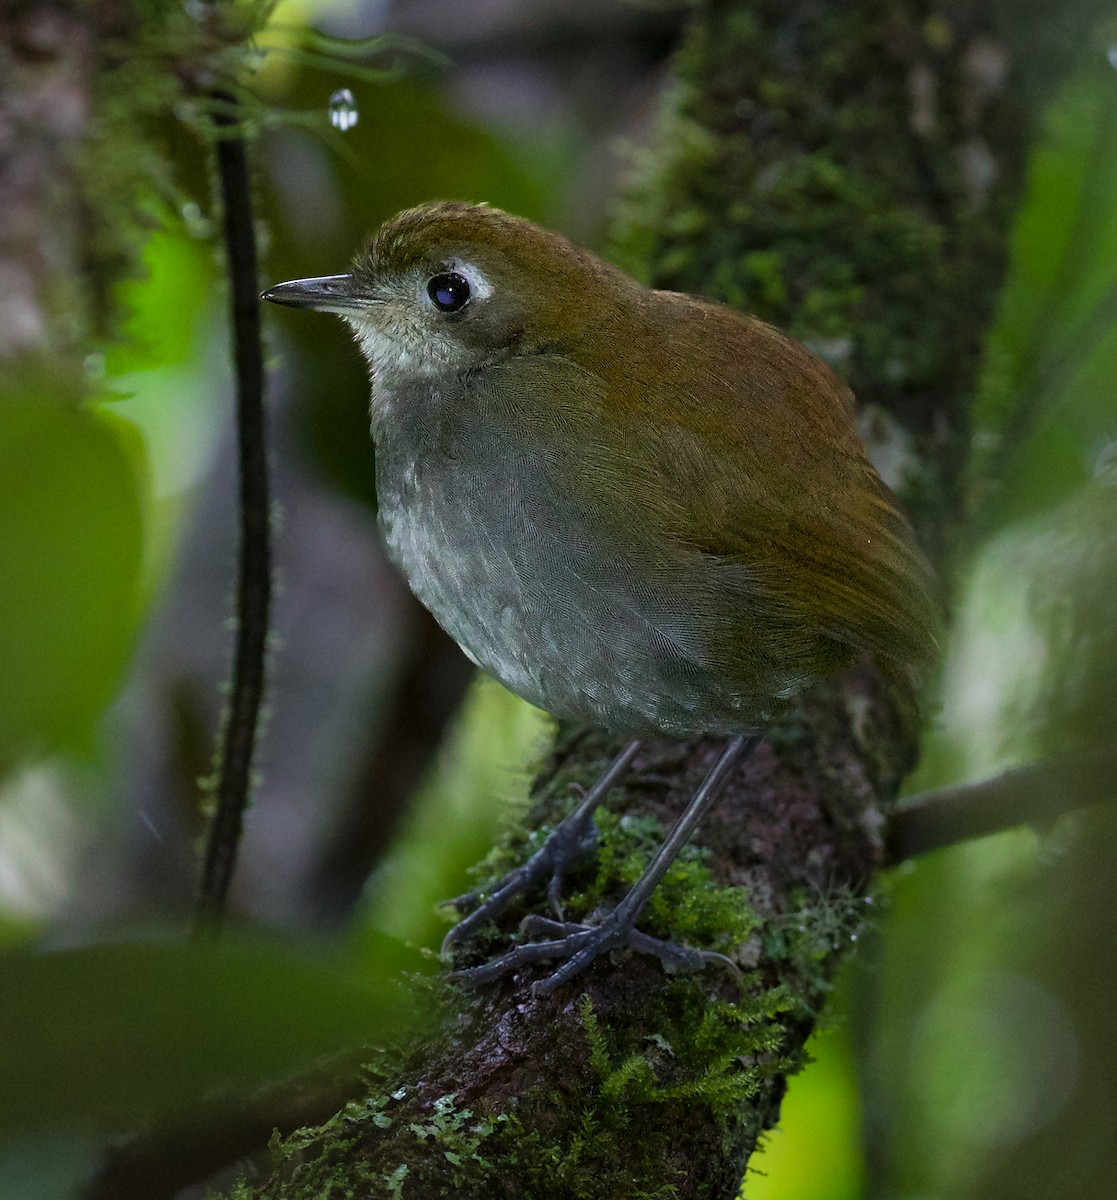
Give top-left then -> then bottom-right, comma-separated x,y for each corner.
427,271 -> 471,313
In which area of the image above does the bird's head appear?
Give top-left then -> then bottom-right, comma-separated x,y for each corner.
262,201 -> 623,385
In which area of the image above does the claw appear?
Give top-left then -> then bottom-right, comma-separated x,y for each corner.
528,917 -> 742,996
443,735 -> 757,995
450,905 -> 740,996
440,864 -> 535,959
448,929 -> 596,987
520,914 -> 580,939
439,889 -> 480,915
440,739 -> 642,963
439,832 -> 594,962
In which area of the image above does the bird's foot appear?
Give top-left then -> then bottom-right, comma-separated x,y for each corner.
445,735 -> 752,995
442,738 -> 642,963
449,911 -> 741,997
440,812 -> 598,960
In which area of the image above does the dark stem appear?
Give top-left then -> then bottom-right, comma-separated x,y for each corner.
193,91 -> 272,939
884,750 -> 1117,865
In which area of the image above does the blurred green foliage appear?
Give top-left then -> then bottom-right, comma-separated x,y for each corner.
0,383 -> 147,772
0,3 -> 1114,1198
0,933 -> 421,1132
969,71 -> 1117,533
0,221 -> 221,779
745,1015 -> 863,1200
749,52 -> 1117,1200
356,677 -> 549,954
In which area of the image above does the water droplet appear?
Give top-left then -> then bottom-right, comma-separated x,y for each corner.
83,352 -> 105,380
329,88 -> 359,132
1107,45 -> 1117,70
180,200 -> 213,238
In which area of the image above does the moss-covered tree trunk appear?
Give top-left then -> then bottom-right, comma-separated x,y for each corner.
217,2 -> 1107,1197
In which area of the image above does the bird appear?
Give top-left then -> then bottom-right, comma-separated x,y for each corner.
262,201 -> 938,995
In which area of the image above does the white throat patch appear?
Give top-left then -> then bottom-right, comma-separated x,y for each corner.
343,259 -> 495,385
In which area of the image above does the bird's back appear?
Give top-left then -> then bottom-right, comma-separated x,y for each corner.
374,289 -> 937,736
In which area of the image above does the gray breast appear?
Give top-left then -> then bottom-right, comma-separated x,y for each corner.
371,375 -> 771,737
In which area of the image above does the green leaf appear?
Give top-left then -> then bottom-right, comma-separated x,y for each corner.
969,71 -> 1117,530
0,934 -> 422,1133
0,376 -> 148,772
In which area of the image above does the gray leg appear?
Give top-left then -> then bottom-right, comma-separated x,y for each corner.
450,734 -> 759,994
440,738 -> 641,961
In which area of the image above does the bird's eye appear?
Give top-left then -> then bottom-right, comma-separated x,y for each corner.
427,271 -> 472,313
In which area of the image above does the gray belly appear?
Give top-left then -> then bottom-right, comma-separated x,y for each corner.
376,450 -> 769,738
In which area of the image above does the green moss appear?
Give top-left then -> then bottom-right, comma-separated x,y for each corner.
564,808 -> 759,952
434,978 -> 804,1199
241,852 -> 813,1198
60,1 -> 279,349
578,984 -> 798,1113
444,759 -> 762,965
768,882 -> 877,988
238,1086 -> 509,1199
608,0 -> 1026,555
